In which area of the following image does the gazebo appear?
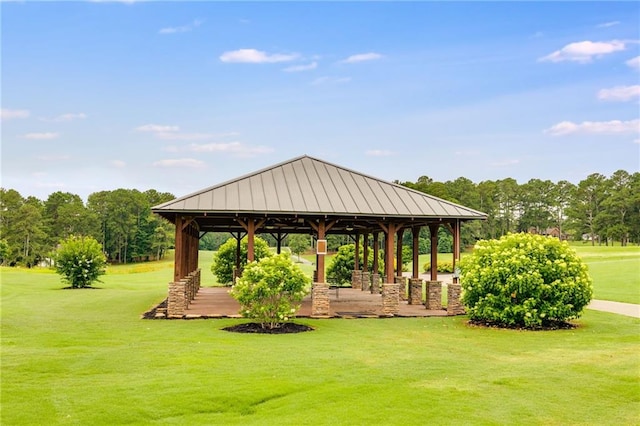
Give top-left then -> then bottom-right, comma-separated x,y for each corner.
152,155 -> 487,317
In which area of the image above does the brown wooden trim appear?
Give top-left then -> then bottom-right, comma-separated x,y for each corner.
412,226 -> 420,279
429,224 -> 439,281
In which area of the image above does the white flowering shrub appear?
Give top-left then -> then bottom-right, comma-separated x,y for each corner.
460,233 -> 592,328
55,235 -> 107,288
231,253 -> 310,330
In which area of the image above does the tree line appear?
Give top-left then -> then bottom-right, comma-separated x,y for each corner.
0,188 -> 174,266
1,169 -> 637,266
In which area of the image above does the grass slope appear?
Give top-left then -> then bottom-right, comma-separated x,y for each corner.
2,258 -> 639,425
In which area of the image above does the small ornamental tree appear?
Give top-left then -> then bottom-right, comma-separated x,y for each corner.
211,236 -> 272,284
231,253 -> 310,329
288,234 -> 310,262
460,233 -> 593,328
327,244 -> 383,286
55,235 -> 107,288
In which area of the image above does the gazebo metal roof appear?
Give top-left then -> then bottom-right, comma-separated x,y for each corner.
152,155 -> 487,234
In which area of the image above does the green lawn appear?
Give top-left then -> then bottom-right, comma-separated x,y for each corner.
1,256 -> 639,425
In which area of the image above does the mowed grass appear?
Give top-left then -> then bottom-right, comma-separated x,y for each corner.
1,251 -> 639,425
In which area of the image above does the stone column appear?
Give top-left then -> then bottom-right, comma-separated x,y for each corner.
167,280 -> 187,318
361,271 -> 371,292
409,278 -> 423,305
447,283 -> 466,315
370,273 -> 381,294
426,281 -> 442,310
311,283 -> 330,317
395,275 -> 407,301
382,283 -> 400,316
351,270 -> 362,289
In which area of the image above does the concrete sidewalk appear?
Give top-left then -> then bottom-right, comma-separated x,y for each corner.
587,300 -> 640,318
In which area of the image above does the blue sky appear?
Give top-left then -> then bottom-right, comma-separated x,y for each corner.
2,1 -> 639,201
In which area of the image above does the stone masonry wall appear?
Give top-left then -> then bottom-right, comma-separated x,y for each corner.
361,271 -> 371,292
409,278 -> 423,305
370,273 -> 381,294
352,270 -> 362,289
312,283 -> 330,317
167,269 -> 201,318
447,283 -> 466,315
427,281 -> 442,310
382,283 -> 400,316
395,276 -> 407,301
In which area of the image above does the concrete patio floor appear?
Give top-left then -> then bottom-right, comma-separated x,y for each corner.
177,286 -> 450,319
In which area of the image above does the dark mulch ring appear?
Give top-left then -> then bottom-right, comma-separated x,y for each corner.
61,286 -> 102,290
467,319 -> 577,331
223,322 -> 314,334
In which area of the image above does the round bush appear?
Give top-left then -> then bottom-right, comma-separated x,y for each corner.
460,233 -> 593,328
55,235 -> 107,288
211,236 -> 272,284
231,253 -> 310,329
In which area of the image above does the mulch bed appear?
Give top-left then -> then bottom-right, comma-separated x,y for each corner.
467,319 -> 577,331
222,322 -> 314,334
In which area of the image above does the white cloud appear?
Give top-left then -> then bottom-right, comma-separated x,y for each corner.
188,142 -> 273,157
283,62 -> 318,72
341,52 -> 383,64
365,149 -> 395,157
23,132 -> 59,140
43,112 -> 87,122
545,119 -> 640,136
136,124 -> 180,132
159,19 -> 203,35
597,85 -> 640,102
110,160 -> 126,168
311,76 -> 351,85
539,40 -> 626,63
626,56 -> 640,70
155,132 -> 216,141
1,108 -> 30,120
152,158 -> 205,168
219,49 -> 298,64
597,21 -> 620,28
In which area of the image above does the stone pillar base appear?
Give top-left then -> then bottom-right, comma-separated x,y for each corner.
167,280 -> 187,318
427,281 -> 442,310
370,273 -> 381,294
382,283 -> 400,316
395,276 -> 407,301
351,270 -> 362,289
361,272 -> 371,292
447,283 -> 466,315
409,278 -> 423,305
312,283 -> 330,316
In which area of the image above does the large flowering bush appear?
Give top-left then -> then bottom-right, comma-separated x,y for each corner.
231,253 -> 310,330
55,235 -> 107,288
460,233 -> 592,328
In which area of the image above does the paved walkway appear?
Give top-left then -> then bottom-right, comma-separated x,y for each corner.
587,300 -> 640,318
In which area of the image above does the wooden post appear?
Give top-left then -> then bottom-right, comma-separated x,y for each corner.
174,215 -> 184,282
453,219 -> 461,283
429,224 -> 439,282
396,227 -> 404,277
372,232 -> 379,274
276,232 -> 282,254
317,219 -> 326,283
363,233 -> 369,272
385,223 -> 397,284
235,232 -> 241,274
412,226 -> 420,279
247,219 -> 255,262
354,232 -> 360,270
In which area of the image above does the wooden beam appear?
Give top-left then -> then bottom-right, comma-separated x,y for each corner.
316,219 -> 326,283
412,226 -> 420,279
372,232 -> 379,274
173,215 -> 184,281
429,224 -> 439,281
354,232 -> 360,270
396,227 -> 404,277
385,222 -> 397,283
363,233 -> 369,272
247,219 -> 255,262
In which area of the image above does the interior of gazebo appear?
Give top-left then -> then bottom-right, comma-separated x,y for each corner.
150,155 -> 486,319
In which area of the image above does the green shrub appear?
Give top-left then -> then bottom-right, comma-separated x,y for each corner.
55,235 -> 107,288
423,261 -> 454,273
327,244 -> 383,286
231,253 -> 310,329
460,233 -> 593,328
211,236 -> 271,284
